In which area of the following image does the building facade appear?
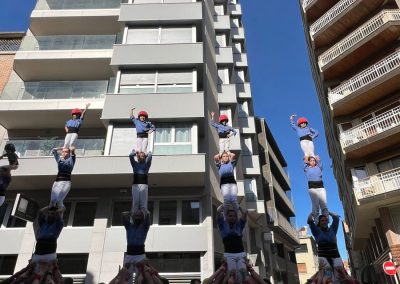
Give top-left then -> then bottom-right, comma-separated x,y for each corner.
296,226 -> 318,284
256,117 -> 300,284
0,0 -> 280,283
301,0 -> 400,282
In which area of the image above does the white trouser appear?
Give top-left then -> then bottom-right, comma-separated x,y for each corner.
0,196 -> 4,207
300,140 -> 315,157
63,133 -> 78,148
308,187 -> 328,221
136,137 -> 148,153
224,252 -> 246,272
124,254 -> 146,275
49,181 -> 71,208
219,138 -> 231,155
220,183 -> 239,215
318,257 -> 344,284
131,184 -> 148,211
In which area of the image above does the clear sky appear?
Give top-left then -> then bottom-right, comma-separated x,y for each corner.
0,0 -> 347,259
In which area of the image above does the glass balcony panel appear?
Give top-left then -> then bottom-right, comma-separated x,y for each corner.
36,0 -> 124,10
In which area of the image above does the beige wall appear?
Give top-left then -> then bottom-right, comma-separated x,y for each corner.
296,237 -> 318,284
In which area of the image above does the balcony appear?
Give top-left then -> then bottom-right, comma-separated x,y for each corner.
101,92 -> 204,121
318,10 -> 400,79
242,155 -> 261,175
5,154 -> 206,190
302,0 -> 339,22
111,43 -> 203,69
310,0 -> 384,47
1,138 -> 105,158
119,2 -> 202,25
233,53 -> 248,67
228,4 -> 242,16
231,27 -> 244,40
14,35 -> 115,81
214,15 -> 230,30
31,0 -> 122,35
236,83 -> 252,99
273,176 -> 295,215
239,116 -> 256,134
354,167 -> 400,202
340,106 -> 400,159
328,50 -> 400,116
217,84 -> 237,104
267,207 -> 299,245
216,47 -> 234,65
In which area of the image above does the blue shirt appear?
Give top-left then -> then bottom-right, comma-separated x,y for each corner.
290,118 -> 319,139
216,161 -> 236,178
130,116 -> 156,135
65,118 -> 83,129
37,213 -> 64,240
123,214 -> 150,247
217,215 -> 246,239
210,120 -> 237,136
304,160 -> 323,182
53,149 -> 75,174
308,214 -> 339,246
129,152 -> 152,175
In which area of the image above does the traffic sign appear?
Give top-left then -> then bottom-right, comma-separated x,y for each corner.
383,261 -> 397,276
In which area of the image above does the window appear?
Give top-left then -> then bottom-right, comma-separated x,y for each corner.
244,179 -> 257,202
377,155 -> 400,173
181,200 -> 199,225
0,202 -> 26,228
57,254 -> 88,274
242,137 -> 253,155
216,34 -> 227,47
112,200 -> 154,226
0,255 -> 17,275
297,263 -> 307,274
239,101 -> 249,117
288,250 -> 297,263
158,201 -> 177,225
154,123 -> 193,155
126,27 -> 194,45
63,201 -> 96,227
147,253 -> 200,272
119,70 -> 194,94
295,243 -> 308,253
276,243 -> 285,258
217,67 -> 229,85
214,4 -> 225,15
110,125 -> 136,156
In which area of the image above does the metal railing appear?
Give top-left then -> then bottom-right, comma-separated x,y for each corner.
0,39 -> 22,52
302,0 -> 317,10
19,35 -> 116,51
310,0 -> 357,36
340,106 -> 400,148
328,50 -> 400,105
0,81 -> 109,100
318,10 -> 400,69
354,167 -> 400,200
35,0 -> 124,9
1,138 -> 105,157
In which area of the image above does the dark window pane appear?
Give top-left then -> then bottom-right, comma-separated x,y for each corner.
147,253 -> 200,272
295,244 -> 308,253
6,215 -> 27,228
72,202 -> 96,227
63,202 -> 72,225
58,254 -> 88,274
182,200 -> 199,225
0,255 -> 17,274
158,201 -> 177,225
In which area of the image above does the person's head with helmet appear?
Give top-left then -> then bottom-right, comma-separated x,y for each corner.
219,114 -> 229,126
297,117 -> 308,128
138,111 -> 149,122
71,108 -> 82,120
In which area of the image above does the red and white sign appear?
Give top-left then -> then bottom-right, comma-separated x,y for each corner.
383,261 -> 397,276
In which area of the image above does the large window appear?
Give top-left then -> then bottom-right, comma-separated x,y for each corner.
127,27 -> 194,44
0,255 -> 17,275
377,155 -> 400,173
158,201 -> 177,225
63,201 -> 97,227
119,70 -> 195,94
154,123 -> 193,155
57,254 -> 88,274
244,179 -> 257,202
181,200 -> 200,225
146,253 -> 200,272
0,202 -> 27,228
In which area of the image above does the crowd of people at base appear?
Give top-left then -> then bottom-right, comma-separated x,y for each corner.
0,107 -> 364,283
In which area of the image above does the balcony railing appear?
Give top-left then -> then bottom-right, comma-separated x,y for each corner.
19,35 -> 117,51
310,0 -> 357,37
268,207 -> 299,243
319,10 -> 400,69
302,0 -> 317,10
35,0 -> 124,10
354,167 -> 400,200
0,81 -> 111,100
1,138 -> 105,157
340,106 -> 400,148
328,50 -> 400,105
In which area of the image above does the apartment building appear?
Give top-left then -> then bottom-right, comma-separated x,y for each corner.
301,0 -> 400,282
256,117 -> 300,284
296,226 -> 318,284
0,0 -> 273,283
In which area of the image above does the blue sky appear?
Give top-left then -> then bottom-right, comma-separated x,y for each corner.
0,0 -> 347,258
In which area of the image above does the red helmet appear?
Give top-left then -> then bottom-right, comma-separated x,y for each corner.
138,111 -> 148,118
297,117 -> 308,126
219,114 -> 229,123
71,108 -> 82,115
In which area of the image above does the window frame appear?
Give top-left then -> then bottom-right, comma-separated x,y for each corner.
125,26 -> 196,45
63,200 -> 97,227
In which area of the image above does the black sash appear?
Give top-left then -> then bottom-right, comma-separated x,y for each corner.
308,180 -> 324,188
223,235 -> 244,253
220,176 -> 236,185
127,244 -> 145,255
133,174 -> 148,185
300,135 -> 312,141
34,239 -> 57,255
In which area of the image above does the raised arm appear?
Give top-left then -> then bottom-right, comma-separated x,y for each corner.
131,107 -> 136,118
80,103 -> 90,120
290,114 -> 297,130
214,154 -> 221,164
316,156 -> 323,171
210,111 -> 219,128
216,205 -> 225,230
146,151 -> 152,168
121,211 -> 131,227
329,212 -> 340,234
239,207 -> 248,223
307,213 -> 319,238
52,148 -> 60,162
129,151 -> 137,168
